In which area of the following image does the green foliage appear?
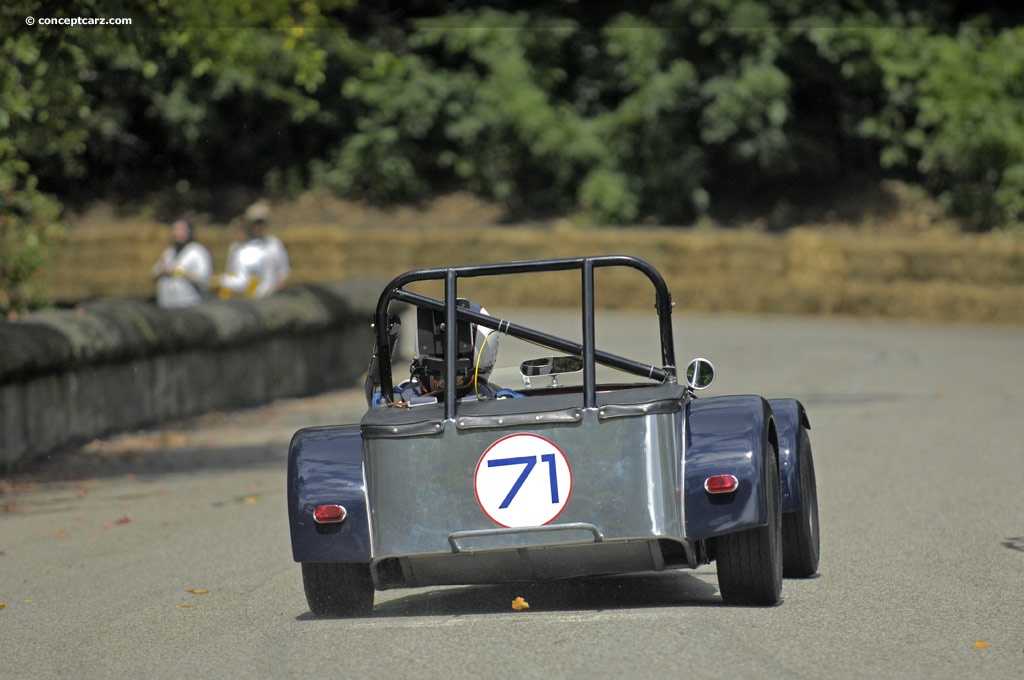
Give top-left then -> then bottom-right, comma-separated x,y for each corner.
858,26 -> 1024,229
0,153 -> 66,318
0,2 -> 82,315
323,8 -> 708,222
579,168 -> 640,224
3,0 -> 1024,268
318,48 -> 454,200
0,0 -> 354,311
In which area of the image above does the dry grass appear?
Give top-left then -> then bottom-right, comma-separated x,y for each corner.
56,187 -> 1024,324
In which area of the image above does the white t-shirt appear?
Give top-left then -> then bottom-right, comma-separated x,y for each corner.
263,235 -> 291,291
153,241 -> 213,308
220,239 -> 274,298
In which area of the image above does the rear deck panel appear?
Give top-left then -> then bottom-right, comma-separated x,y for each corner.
362,387 -> 689,585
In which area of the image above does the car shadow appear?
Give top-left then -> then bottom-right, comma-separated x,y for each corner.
797,392 -> 912,407
297,571 -> 722,620
2,440 -> 288,487
1002,536 -> 1024,553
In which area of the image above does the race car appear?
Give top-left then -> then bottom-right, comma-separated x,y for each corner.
287,255 -> 819,615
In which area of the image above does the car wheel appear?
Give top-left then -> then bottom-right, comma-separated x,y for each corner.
782,427 -> 820,577
301,562 -> 374,617
716,445 -> 783,606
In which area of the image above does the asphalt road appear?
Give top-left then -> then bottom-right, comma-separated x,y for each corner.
2,311 -> 1023,679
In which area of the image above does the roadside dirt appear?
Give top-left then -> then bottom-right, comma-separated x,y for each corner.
69,179 -> 963,236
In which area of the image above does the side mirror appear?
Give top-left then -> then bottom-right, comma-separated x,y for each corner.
684,357 -> 715,390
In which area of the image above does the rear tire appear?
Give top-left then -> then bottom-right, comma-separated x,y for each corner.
716,445 -> 783,606
301,562 -> 374,617
782,427 -> 820,578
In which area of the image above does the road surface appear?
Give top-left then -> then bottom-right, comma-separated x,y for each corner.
2,311 -> 1022,679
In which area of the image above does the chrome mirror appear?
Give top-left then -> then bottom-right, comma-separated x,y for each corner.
684,357 -> 715,390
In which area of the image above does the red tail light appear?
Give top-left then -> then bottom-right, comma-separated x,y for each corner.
704,475 -> 739,494
313,504 -> 347,524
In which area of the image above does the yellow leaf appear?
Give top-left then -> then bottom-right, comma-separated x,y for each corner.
0,603 -> 7,611
973,640 -> 989,649
186,589 -> 210,595
241,495 -> 259,505
175,603 -> 195,609
511,596 -> 530,611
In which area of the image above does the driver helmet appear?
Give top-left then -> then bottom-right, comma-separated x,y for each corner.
412,299 -> 499,395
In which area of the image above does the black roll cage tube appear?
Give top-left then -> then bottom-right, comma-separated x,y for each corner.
373,255 -> 677,418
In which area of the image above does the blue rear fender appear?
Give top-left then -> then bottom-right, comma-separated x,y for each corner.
683,395 -> 778,540
287,424 -> 371,564
768,398 -> 811,514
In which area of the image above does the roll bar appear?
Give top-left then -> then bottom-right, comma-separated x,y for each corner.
372,255 -> 677,418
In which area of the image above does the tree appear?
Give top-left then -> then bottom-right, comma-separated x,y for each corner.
5,0 -> 1024,317
0,0 -> 352,314
858,26 -> 1024,230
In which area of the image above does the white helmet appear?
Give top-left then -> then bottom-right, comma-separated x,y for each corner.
413,299 -> 499,394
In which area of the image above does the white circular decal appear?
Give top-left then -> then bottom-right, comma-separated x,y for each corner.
474,433 -> 573,528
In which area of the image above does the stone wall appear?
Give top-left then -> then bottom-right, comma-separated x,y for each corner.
5,223 -> 1024,467
0,281 -> 378,469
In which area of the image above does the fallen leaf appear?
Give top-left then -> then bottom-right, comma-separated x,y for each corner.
511,596 -> 530,611
973,640 -> 989,649
0,604 -> 6,611
240,495 -> 259,505
175,603 -> 195,609
186,589 -> 210,595
114,515 -> 133,525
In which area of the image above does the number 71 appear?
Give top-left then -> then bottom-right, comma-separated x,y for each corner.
487,454 -> 559,509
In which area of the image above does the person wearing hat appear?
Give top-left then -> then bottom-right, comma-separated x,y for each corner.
217,215 -> 272,298
244,200 -> 290,293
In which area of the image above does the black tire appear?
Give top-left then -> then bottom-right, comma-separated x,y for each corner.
716,445 -> 783,606
782,427 -> 820,578
301,562 -> 374,617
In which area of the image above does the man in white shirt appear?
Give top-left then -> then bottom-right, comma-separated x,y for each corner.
218,223 -> 272,298
245,201 -> 290,292
151,218 -> 213,308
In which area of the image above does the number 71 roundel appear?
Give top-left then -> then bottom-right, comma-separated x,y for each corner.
474,433 -> 573,528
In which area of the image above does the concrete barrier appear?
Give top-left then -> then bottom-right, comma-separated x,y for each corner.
6,223 -> 1024,467
0,281 -> 379,469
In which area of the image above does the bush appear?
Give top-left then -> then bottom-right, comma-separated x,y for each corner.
0,163 -> 66,318
5,0 -> 1024,233
859,26 -> 1024,230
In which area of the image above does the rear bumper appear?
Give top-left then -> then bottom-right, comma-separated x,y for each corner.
371,530 -> 695,589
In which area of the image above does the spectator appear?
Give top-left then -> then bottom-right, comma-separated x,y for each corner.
221,221 -> 248,294
151,217 -> 213,308
217,219 -> 272,298
245,200 -> 290,292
